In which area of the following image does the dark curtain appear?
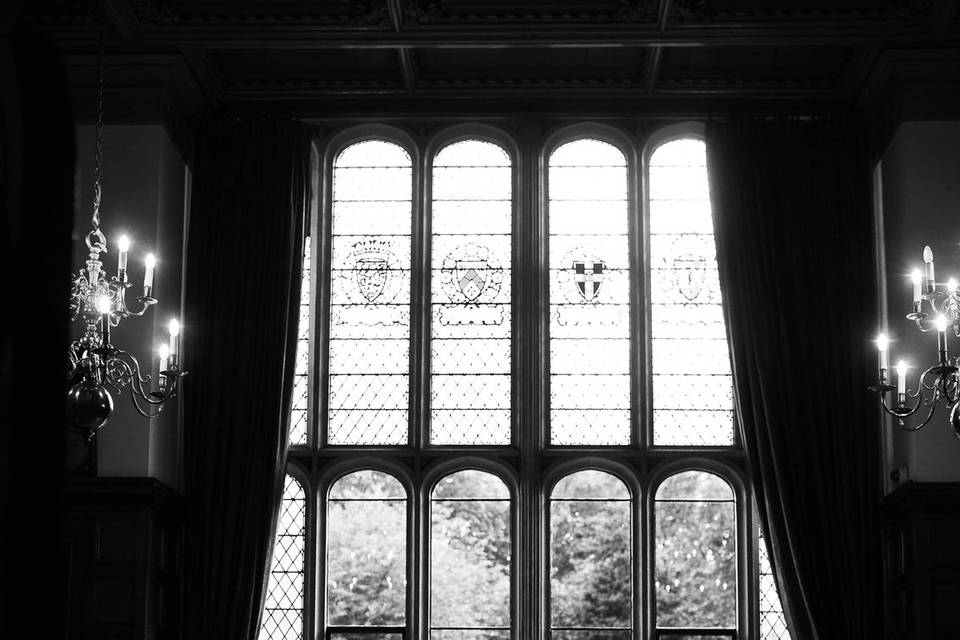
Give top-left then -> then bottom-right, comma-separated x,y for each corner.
3,27 -> 73,635
182,118 -> 309,640
705,119 -> 881,639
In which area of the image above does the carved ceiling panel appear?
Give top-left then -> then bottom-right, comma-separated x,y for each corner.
15,0 -> 960,121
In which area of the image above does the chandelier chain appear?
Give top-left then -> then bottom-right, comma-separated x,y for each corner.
87,16 -> 107,254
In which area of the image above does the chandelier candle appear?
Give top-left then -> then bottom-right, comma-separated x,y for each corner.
896,361 -> 907,403
937,315 -> 949,364
911,270 -> 922,312
869,245 -> 960,436
168,319 -> 180,368
144,253 -> 156,298
118,235 -> 129,276
923,246 -> 936,294
876,334 -> 889,380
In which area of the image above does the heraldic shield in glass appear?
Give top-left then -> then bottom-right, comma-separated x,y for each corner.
328,140 -> 413,445
649,138 -> 733,446
549,139 -> 631,445
430,140 -> 513,445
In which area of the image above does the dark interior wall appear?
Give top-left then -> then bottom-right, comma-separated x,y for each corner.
72,125 -> 186,488
881,120 -> 960,488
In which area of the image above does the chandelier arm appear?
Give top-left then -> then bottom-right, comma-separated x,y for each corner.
918,366 -> 941,393
897,401 -> 938,432
879,390 -> 925,419
121,296 -> 158,318
128,390 -> 168,419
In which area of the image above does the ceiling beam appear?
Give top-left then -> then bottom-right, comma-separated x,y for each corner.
44,22 -> 939,50
385,0 -> 417,95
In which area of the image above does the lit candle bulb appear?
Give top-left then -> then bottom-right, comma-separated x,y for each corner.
875,333 -> 889,377
168,319 -> 180,367
923,245 -> 935,293
158,344 -> 171,391
117,235 -> 130,276
159,343 -> 170,370
896,360 -> 908,397
949,278 -> 959,294
936,315 -> 948,364
97,294 -> 111,346
911,269 -> 922,306
144,253 -> 156,298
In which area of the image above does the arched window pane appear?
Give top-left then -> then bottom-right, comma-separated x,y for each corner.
328,140 -> 412,445
550,470 -> 631,639
759,527 -> 791,640
260,475 -> 306,640
549,139 -> 631,445
648,138 -> 733,445
655,471 -> 736,629
289,237 -> 311,446
327,470 -> 407,626
430,470 -> 511,639
430,140 -> 512,445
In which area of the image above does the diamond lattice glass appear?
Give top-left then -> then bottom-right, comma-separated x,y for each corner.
550,470 -> 632,635
327,470 -> 407,626
328,141 -> 412,445
260,475 -> 306,640
649,138 -> 734,446
759,527 -> 791,640
289,238 -> 311,446
655,471 -> 736,629
430,140 -> 512,445
549,139 -> 631,445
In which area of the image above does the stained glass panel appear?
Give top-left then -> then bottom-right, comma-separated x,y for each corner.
327,471 -> 407,626
260,475 -> 306,640
328,141 -> 412,445
549,139 -> 631,445
429,140 -> 512,445
648,138 -> 733,446
550,471 -> 632,635
759,528 -> 791,640
431,470 -> 511,637
655,471 -> 736,629
289,238 -> 311,446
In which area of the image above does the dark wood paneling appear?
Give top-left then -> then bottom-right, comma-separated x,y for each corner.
882,482 -> 960,640
62,478 -> 182,640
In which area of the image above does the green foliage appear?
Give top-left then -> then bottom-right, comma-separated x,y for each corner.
322,469 -> 738,635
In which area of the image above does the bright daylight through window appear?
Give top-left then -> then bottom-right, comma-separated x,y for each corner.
260,126 -> 789,640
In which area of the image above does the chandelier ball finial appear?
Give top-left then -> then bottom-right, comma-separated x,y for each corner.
67,379 -> 114,436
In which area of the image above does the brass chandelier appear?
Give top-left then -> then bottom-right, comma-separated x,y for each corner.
66,31 -> 186,440
870,246 -> 960,435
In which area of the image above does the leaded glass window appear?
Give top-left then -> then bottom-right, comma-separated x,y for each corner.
759,528 -> 791,640
289,237 -> 311,446
272,124 -> 788,640
430,140 -> 512,445
548,139 -> 631,445
327,470 -> 407,629
430,470 -> 511,639
648,138 -> 733,446
655,471 -> 736,631
261,475 -> 306,640
550,470 -> 632,639
328,140 -> 412,445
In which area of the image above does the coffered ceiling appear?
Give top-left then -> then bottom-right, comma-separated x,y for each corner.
16,0 -> 960,129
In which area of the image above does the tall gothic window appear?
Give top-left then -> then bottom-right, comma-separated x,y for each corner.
259,123 -> 790,640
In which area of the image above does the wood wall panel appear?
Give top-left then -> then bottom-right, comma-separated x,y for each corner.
62,478 -> 182,640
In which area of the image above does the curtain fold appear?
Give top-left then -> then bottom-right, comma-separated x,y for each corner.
705,118 -> 882,639
182,117 -> 309,640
